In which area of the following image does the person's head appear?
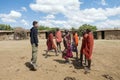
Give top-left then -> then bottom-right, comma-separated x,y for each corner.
62,33 -> 66,38
56,28 -> 59,31
86,29 -> 91,33
49,31 -> 53,34
74,31 -> 77,34
65,30 -> 69,35
82,30 -> 87,36
73,31 -> 75,35
75,31 -> 77,33
73,31 -> 77,35
33,21 -> 39,27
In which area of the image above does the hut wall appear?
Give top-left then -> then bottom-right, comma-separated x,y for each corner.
0,30 -> 46,40
0,33 -> 14,40
26,32 -> 46,39
105,31 -> 120,40
39,32 -> 46,39
97,31 -> 102,39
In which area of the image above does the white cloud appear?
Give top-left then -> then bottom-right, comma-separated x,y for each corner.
0,10 -> 22,22
81,7 -> 120,21
44,14 -> 55,19
30,0 -> 120,29
30,0 -> 81,14
39,19 -> 68,28
96,20 -> 120,29
101,0 -> 107,6
21,19 -> 29,26
21,7 -> 27,12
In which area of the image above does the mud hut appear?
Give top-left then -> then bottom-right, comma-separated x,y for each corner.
95,29 -> 120,40
0,30 -> 14,40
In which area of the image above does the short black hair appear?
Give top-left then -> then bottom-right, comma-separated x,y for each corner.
33,21 -> 38,26
65,30 -> 69,35
56,28 -> 59,31
49,31 -> 53,34
82,30 -> 86,36
74,30 -> 77,33
86,29 -> 91,33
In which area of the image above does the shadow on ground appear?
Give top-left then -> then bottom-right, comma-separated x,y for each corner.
54,59 -> 85,70
25,62 -> 32,69
71,59 -> 84,69
42,54 -> 55,57
44,50 -> 56,52
25,62 -> 35,71
54,59 -> 66,64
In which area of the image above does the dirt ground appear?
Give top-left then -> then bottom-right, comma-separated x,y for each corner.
0,39 -> 120,80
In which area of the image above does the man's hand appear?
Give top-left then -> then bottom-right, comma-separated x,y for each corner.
35,43 -> 38,47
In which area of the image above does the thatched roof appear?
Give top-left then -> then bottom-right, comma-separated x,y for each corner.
0,30 -> 14,33
96,29 -> 120,32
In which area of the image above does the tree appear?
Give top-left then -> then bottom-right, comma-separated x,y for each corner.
38,25 -> 57,30
0,24 -> 13,30
71,27 -> 77,31
38,25 -> 58,33
38,25 -> 49,30
78,24 -> 97,35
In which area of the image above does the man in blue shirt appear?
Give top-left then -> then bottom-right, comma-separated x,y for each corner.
30,21 -> 39,71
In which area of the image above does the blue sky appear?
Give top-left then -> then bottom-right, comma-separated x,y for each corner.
0,0 -> 120,29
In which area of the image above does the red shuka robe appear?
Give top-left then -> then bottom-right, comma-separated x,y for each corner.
83,32 -> 94,60
80,33 -> 88,53
55,31 -> 62,43
63,34 -> 73,59
47,33 -> 56,50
